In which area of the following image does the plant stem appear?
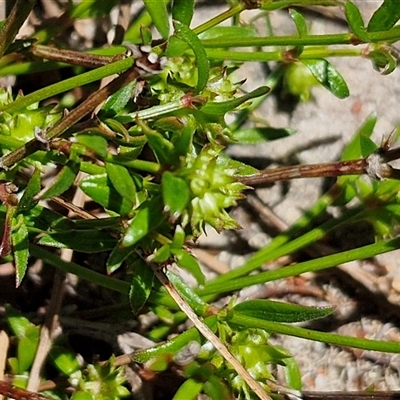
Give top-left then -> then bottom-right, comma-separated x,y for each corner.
237,159 -> 367,185
152,266 -> 275,400
201,27 -> 400,48
0,0 -> 36,58
230,313 -> 400,353
205,47 -> 362,62
0,57 -> 135,114
193,3 -> 245,35
199,236 -> 400,296
29,244 -> 130,295
31,45 -> 125,68
0,62 -> 142,170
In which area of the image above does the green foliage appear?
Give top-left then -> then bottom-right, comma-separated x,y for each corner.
0,1 -> 400,399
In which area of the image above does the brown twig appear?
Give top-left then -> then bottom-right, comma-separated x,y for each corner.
0,47 -> 164,171
150,265 -> 304,400
237,147 -> 400,186
31,45 -> 126,68
0,381 -> 51,400
0,0 -> 36,58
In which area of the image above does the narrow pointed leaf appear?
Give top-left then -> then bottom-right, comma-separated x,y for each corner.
172,248 -> 205,286
122,196 -> 164,247
79,173 -> 133,215
106,162 -> 137,203
162,172 -> 190,217
102,81 -> 136,115
143,0 -> 170,39
173,20 -> 209,93
367,0 -> 400,32
166,271 -> 208,315
173,378 -> 203,400
233,299 -> 335,323
130,258 -> 154,314
11,216 -> 29,287
37,230 -> 117,252
289,8 -> 308,36
172,0 -> 195,26
302,59 -> 349,99
345,1 -> 369,42
18,169 -> 41,213
76,134 -> 108,157
39,158 -> 80,200
145,129 -> 176,165
200,87 -> 270,115
107,243 -> 137,274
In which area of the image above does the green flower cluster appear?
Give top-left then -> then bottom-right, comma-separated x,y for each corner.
174,145 -> 247,234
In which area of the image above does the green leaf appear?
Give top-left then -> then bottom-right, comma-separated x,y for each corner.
173,20 -> 210,93
203,377 -> 230,400
166,271 -> 208,315
367,0 -> 400,32
37,230 -> 117,253
345,1 -> 369,42
18,325 -> 39,373
79,173 -> 133,215
106,162 -> 137,204
233,299 -> 335,323
216,152 -> 259,176
367,47 -> 397,75
143,0 -> 170,39
50,345 -> 80,375
11,215 -> 29,287
149,244 -> 171,263
6,305 -> 32,338
71,393 -> 94,400
173,378 -> 203,400
201,86 -> 270,115
76,134 -> 108,157
145,129 -> 176,165
122,196 -> 165,247
162,172 -> 190,217
18,169 -> 41,213
172,0 -> 195,26
341,114 -> 378,160
107,243 -> 137,274
302,59 -> 349,99
39,157 -> 80,200
230,127 -> 294,144
102,81 -> 136,115
172,225 -> 186,249
289,8 -> 308,36
130,258 -> 155,314
172,248 -> 205,286
281,355 -> 302,391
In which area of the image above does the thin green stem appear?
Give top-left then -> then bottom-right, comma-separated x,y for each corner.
201,27 -> 400,48
0,57 -> 134,114
230,313 -> 400,353
199,236 -> 400,296
192,4 -> 245,36
30,244 -> 130,294
204,47 -> 362,63
0,0 -> 36,58
209,194 -> 357,286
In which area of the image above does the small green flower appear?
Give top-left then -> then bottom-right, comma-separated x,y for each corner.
70,357 -> 130,400
168,145 -> 247,234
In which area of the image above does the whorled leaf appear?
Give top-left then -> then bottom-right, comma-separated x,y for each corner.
302,59 -> 349,99
233,299 -> 335,323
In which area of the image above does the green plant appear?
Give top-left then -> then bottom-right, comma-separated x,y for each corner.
1,1 -> 400,399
